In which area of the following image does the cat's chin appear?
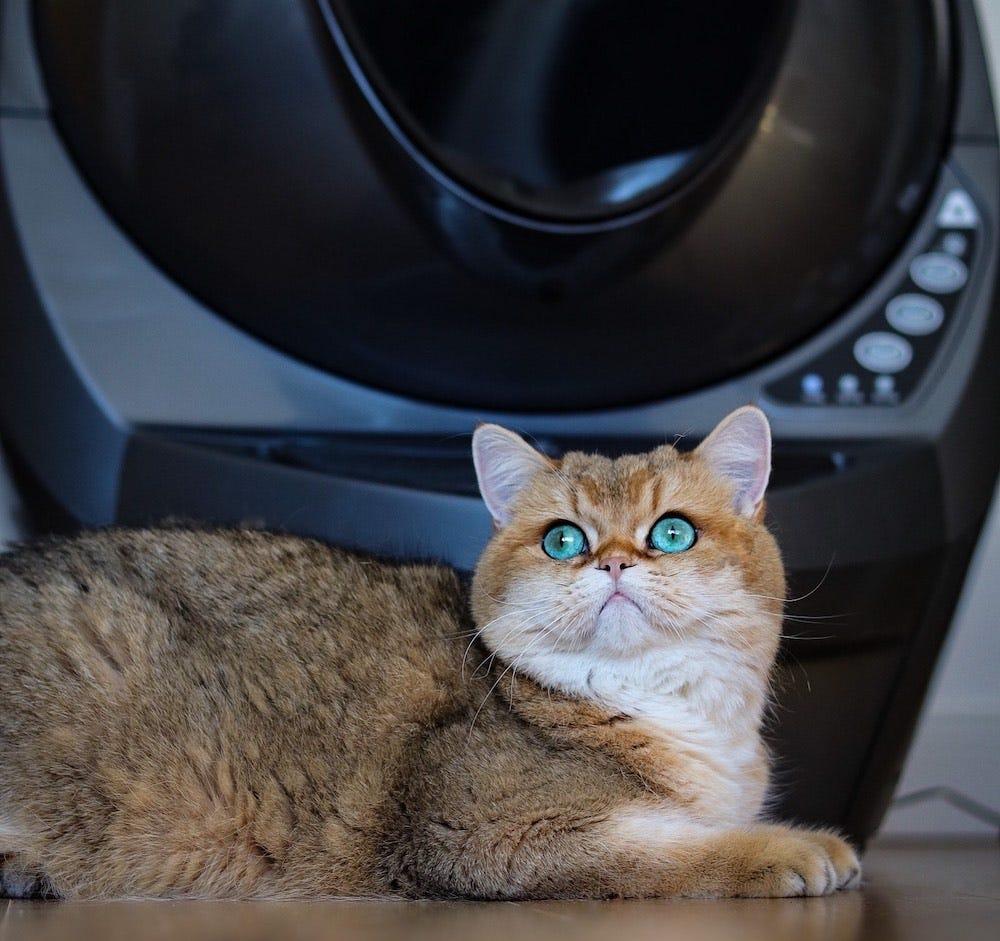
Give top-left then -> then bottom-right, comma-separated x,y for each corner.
593,601 -> 661,656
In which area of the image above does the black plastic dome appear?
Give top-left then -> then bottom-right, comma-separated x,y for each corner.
33,0 -> 952,410
330,0 -> 789,221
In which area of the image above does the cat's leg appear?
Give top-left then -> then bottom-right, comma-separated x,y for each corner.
577,822 -> 860,898
402,808 -> 861,899
571,819 -> 863,899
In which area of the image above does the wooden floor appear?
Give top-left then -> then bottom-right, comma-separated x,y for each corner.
1,841 -> 997,941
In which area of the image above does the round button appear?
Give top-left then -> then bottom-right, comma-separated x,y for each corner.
909,252 -> 968,294
853,332 -> 913,374
886,294 -> 944,336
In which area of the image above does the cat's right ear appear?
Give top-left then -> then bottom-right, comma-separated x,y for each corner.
472,424 -> 553,527
694,405 -> 772,519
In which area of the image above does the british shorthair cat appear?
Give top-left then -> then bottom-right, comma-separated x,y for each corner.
0,406 -> 859,899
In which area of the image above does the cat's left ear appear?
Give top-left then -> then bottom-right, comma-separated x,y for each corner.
472,424 -> 553,527
694,406 -> 772,518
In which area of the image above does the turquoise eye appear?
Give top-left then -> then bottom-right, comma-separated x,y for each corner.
542,523 -> 588,560
649,515 -> 697,553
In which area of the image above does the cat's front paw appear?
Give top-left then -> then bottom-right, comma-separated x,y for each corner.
725,826 -> 861,898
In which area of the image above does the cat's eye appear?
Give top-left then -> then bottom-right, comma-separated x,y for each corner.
542,523 -> 588,560
649,515 -> 697,553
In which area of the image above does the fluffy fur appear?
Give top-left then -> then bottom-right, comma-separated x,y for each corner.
0,407 -> 860,899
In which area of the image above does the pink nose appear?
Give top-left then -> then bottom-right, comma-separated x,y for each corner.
597,557 -> 636,582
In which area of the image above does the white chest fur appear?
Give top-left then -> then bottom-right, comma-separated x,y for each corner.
525,640 -> 771,826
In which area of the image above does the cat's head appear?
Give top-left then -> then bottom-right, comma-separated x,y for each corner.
470,407 -> 785,686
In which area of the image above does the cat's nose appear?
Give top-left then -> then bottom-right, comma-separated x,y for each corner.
597,557 -> 636,582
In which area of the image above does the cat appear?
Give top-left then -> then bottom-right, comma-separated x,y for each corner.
0,406 -> 860,900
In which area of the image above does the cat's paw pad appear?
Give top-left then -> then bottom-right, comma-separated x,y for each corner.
732,828 -> 861,897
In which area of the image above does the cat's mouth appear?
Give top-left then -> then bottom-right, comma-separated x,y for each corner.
600,590 -> 641,614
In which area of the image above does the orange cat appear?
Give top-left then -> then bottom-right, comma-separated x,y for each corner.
0,406 -> 859,899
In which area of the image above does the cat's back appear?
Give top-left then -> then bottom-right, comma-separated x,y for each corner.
0,526 -> 474,735
2,524 -> 464,636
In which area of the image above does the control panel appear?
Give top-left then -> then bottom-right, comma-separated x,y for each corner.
766,188 -> 979,406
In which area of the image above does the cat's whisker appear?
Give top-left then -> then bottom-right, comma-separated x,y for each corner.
483,591 -> 553,610
463,615 -> 545,678
747,557 -> 836,607
660,596 -> 728,633
468,608 -> 575,736
779,614 -> 846,624
549,608 -> 584,654
504,609 -> 578,711
468,605 -> 563,679
655,594 -> 767,649
461,608 -> 537,678
470,650 -> 498,679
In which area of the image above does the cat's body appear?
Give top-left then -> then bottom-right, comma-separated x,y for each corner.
0,409 -> 860,899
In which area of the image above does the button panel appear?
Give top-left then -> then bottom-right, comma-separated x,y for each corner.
767,186 -> 978,407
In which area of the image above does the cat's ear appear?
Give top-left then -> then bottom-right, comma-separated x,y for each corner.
472,424 -> 553,527
694,406 -> 772,518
